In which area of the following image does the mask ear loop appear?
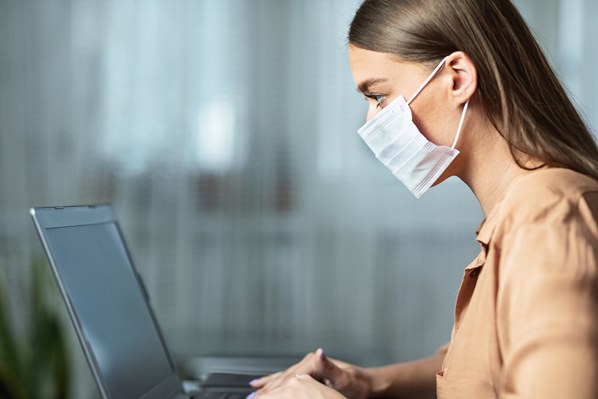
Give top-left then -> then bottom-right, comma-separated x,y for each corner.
451,99 -> 469,149
406,56 -> 470,150
407,56 -> 449,105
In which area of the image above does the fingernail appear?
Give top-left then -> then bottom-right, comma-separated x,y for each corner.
246,393 -> 256,399
249,379 -> 259,386
318,348 -> 327,361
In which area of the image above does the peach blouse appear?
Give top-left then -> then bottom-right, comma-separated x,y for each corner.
437,168 -> 598,398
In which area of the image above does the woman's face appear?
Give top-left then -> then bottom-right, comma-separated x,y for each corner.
348,44 -> 470,182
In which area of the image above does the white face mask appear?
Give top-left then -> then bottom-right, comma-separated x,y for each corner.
357,57 -> 469,198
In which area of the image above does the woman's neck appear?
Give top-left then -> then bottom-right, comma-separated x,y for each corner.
458,122 -> 532,218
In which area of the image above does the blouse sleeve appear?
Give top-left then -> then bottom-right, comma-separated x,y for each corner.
497,220 -> 598,398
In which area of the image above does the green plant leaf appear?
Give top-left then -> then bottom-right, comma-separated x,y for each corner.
0,271 -> 26,399
0,256 -> 71,399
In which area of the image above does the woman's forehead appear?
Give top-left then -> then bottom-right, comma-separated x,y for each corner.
348,46 -> 425,88
348,45 -> 399,69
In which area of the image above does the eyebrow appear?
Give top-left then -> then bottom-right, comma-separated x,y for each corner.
357,78 -> 388,94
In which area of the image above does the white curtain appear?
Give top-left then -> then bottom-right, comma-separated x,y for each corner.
0,1 -> 595,397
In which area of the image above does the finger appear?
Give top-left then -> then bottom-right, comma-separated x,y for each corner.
259,352 -> 315,392
294,373 -> 313,381
312,348 -> 350,390
249,372 -> 283,388
260,368 -> 297,393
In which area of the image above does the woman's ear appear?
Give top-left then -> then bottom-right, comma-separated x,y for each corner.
445,51 -> 477,106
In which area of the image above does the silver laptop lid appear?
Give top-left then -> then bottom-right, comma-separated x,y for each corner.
30,204 -> 183,399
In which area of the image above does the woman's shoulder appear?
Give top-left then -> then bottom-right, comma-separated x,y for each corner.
508,167 -> 598,199
492,168 -> 598,284
497,167 -> 598,228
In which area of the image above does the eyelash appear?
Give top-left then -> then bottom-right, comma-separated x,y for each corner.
365,94 -> 386,108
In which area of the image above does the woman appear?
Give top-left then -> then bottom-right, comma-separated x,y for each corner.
248,0 -> 598,397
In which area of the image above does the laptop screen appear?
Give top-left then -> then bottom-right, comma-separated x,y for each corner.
37,209 -> 178,399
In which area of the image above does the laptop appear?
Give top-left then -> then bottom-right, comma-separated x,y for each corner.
30,204 -> 276,399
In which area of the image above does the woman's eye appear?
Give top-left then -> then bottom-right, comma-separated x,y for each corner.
365,94 -> 386,108
373,95 -> 385,108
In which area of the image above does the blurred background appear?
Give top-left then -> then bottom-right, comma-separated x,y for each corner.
0,0 -> 596,397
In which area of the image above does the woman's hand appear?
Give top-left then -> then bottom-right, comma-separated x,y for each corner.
249,348 -> 372,399
249,374 -> 348,399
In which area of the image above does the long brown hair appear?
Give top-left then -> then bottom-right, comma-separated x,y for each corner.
349,0 -> 598,180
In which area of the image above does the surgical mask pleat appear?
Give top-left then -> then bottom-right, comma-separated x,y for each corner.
379,133 -> 427,170
357,97 -> 410,138
358,99 -> 412,154
413,151 -> 459,198
393,143 -> 458,198
411,148 -> 459,198
392,141 -> 436,175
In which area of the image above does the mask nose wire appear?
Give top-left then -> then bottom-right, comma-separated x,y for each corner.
407,56 -> 449,105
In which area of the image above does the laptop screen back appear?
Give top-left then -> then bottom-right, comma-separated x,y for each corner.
32,206 -> 181,399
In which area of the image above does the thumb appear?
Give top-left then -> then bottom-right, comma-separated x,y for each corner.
312,348 -> 348,388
